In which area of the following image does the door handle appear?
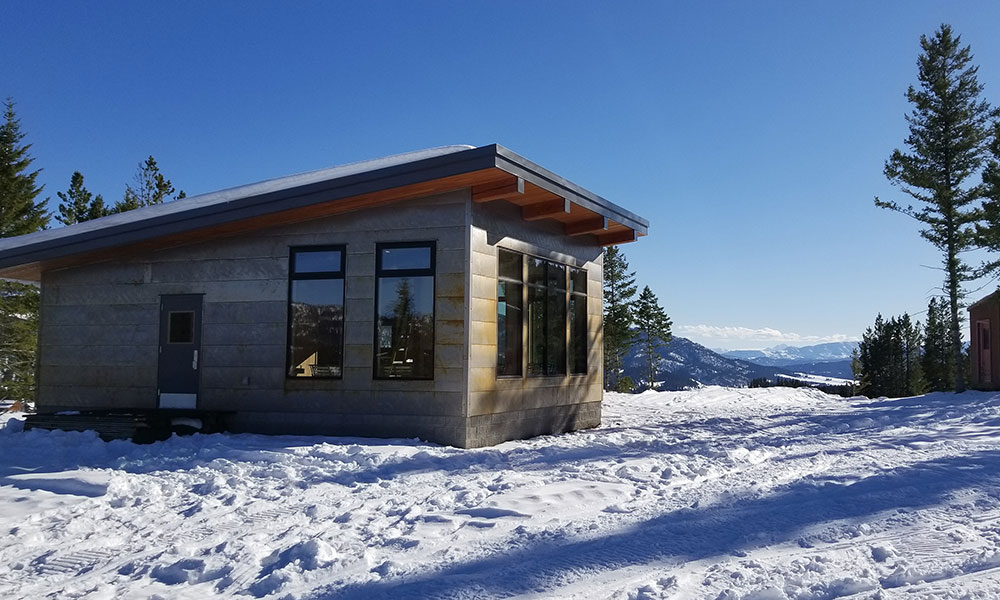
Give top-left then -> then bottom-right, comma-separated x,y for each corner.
192,350 -> 199,370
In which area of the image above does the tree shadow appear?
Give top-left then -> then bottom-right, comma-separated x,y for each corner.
308,448 -> 1000,599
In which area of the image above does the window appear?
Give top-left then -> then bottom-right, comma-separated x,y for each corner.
375,242 -> 435,379
168,312 -> 195,344
569,268 -> 588,374
287,247 -> 345,378
497,249 -> 523,376
527,256 -> 567,376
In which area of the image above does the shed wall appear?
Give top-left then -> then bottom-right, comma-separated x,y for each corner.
466,201 -> 604,447
38,190 -> 471,445
970,300 -> 1000,391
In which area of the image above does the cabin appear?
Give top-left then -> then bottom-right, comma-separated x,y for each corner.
969,290 -> 1000,390
0,144 -> 648,447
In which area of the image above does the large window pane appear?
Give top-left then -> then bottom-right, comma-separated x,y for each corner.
497,249 -> 523,376
526,258 -> 566,376
288,278 -> 345,378
546,283 -> 566,375
527,284 -> 547,375
569,296 -> 587,375
498,280 -> 523,376
375,276 -> 434,378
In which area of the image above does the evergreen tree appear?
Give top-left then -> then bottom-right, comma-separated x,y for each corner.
854,313 -> 925,398
921,297 -> 954,391
978,120 -> 1000,260
0,99 -> 49,404
633,285 -> 673,391
0,99 -> 49,236
876,25 -> 997,392
56,171 -> 108,225
602,246 -> 638,391
113,155 -> 185,213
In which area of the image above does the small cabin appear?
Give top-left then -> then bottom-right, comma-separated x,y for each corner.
0,144 -> 648,447
970,290 -> 1000,391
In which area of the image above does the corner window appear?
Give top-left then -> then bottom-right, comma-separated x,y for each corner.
569,268 -> 588,374
527,256 -> 566,376
287,247 -> 345,378
375,242 -> 435,379
497,249 -> 523,376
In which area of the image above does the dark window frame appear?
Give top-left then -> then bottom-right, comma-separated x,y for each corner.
286,245 -> 347,380
373,241 -> 437,381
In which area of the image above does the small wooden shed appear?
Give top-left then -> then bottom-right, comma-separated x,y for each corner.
0,144 -> 648,447
969,290 -> 1000,390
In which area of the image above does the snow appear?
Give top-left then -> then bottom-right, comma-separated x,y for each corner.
0,145 -> 475,254
775,372 -> 855,386
3,387 -> 1000,598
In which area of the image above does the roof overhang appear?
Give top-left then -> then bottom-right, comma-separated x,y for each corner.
0,144 -> 648,281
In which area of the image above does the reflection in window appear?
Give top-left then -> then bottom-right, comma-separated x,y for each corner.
288,247 -> 345,378
375,242 -> 435,379
497,249 -> 523,376
527,256 -> 566,376
569,268 -> 588,374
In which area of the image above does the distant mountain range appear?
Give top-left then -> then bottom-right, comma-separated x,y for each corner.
621,338 -> 856,390
721,341 -> 858,366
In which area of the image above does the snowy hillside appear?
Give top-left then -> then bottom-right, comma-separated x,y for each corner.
623,336 -> 784,389
4,388 -> 1000,599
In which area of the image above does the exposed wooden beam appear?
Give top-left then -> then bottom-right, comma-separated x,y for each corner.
522,197 -> 570,221
565,216 -> 608,236
472,177 -> 524,203
597,228 -> 638,246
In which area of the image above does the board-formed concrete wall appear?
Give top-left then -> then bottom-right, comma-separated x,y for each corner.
466,200 -> 604,447
38,190 -> 472,445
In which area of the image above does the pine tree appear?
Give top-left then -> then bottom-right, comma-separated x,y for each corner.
602,246 -> 638,391
0,99 -> 49,404
113,155 -> 185,213
633,285 -> 673,391
855,313 -> 925,398
921,297 -> 954,391
0,99 -> 49,236
56,171 -> 108,225
978,121 -> 1000,259
876,25 -> 998,392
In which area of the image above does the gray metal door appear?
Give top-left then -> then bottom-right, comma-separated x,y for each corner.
157,294 -> 203,409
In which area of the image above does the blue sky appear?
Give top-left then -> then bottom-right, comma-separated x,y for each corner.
3,1 -> 1000,349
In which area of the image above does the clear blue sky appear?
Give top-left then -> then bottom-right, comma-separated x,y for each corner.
4,1 -> 1000,349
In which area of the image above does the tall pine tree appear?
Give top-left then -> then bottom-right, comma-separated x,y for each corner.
56,171 -> 108,225
922,297 -> 953,391
876,25 -> 997,392
603,246 -> 638,391
633,285 -> 673,391
113,155 -> 185,213
0,99 -> 50,404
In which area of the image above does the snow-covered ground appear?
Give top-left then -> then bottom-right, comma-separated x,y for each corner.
775,372 -> 855,386
3,387 -> 1000,599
